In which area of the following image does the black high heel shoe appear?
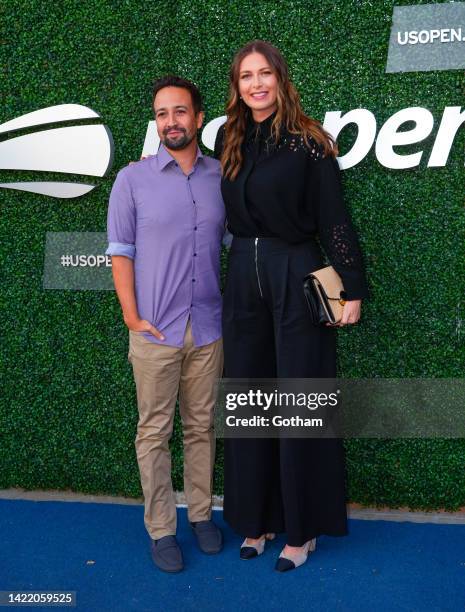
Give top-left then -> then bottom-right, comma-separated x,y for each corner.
275,538 -> 316,572
240,533 -> 276,559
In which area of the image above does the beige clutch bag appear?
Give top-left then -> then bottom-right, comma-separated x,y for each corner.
303,266 -> 347,325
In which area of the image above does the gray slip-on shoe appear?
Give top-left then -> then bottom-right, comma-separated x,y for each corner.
151,535 -> 184,573
191,520 -> 223,554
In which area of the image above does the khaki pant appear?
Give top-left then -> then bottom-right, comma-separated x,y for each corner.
128,320 -> 223,540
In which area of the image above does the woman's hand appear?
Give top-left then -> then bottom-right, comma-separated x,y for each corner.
326,300 -> 362,327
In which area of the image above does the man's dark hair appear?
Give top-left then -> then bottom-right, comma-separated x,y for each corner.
152,76 -> 203,115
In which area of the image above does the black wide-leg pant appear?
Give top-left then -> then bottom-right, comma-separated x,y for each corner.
222,237 -> 348,546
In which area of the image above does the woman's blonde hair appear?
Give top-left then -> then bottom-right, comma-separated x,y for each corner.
220,40 -> 338,180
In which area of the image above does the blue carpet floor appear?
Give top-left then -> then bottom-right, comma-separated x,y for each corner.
0,499 -> 464,611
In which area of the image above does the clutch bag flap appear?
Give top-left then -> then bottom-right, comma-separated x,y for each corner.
310,266 -> 346,324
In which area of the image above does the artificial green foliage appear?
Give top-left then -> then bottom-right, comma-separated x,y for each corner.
0,0 -> 464,509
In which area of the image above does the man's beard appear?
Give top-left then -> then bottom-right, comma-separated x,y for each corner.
162,127 -> 195,151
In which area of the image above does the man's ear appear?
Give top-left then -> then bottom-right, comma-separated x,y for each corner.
196,111 -> 204,130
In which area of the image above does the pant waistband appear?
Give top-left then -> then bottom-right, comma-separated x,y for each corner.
230,235 -> 318,254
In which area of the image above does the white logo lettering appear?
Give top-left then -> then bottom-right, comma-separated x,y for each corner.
397,28 -> 463,45
0,104 -> 114,198
375,107 -> 434,169
142,106 -> 464,170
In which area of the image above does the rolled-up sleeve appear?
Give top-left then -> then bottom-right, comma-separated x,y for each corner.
106,169 -> 136,259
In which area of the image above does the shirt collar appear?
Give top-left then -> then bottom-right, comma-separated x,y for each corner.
156,142 -> 204,171
245,110 -> 278,142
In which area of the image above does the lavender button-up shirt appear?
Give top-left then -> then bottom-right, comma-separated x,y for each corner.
106,144 -> 225,348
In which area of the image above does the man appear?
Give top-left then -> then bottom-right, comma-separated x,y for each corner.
106,76 -> 225,573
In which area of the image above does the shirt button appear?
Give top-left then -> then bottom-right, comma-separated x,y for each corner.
192,278 -> 196,282
194,226 -> 197,230
193,253 -> 197,257
193,200 -> 196,204
187,176 -> 190,181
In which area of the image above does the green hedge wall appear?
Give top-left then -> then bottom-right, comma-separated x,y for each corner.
1,0 -> 464,509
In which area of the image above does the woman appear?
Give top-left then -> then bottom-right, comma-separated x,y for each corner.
214,40 -> 369,572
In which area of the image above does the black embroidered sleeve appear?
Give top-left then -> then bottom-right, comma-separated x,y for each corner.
308,151 -> 369,300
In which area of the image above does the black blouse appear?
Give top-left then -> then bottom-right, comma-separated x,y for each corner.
214,112 -> 369,300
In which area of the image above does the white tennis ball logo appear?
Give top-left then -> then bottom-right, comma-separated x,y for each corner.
0,104 -> 114,198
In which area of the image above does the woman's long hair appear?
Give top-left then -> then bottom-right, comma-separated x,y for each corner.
221,40 -> 338,180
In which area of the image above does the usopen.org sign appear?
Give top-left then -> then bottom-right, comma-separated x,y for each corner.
386,2 -> 465,73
